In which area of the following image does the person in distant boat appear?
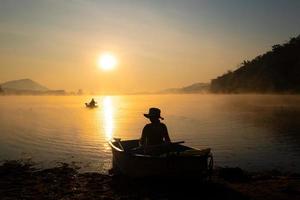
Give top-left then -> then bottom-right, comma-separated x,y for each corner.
140,108 -> 171,147
89,98 -> 96,106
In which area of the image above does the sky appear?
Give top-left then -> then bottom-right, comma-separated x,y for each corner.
1,0 -> 300,93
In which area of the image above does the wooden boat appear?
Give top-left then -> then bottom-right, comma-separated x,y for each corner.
85,102 -> 98,108
108,138 -> 213,178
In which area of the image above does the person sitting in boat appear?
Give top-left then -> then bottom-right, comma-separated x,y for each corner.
89,98 -> 96,106
140,107 -> 171,147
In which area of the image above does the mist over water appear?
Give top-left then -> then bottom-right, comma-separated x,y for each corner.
0,95 -> 299,172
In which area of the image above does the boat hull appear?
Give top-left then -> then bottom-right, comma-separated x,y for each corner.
109,139 -> 213,178
85,103 -> 97,108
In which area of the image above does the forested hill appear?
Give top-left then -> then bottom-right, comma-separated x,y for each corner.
211,35 -> 300,93
1,79 -> 48,91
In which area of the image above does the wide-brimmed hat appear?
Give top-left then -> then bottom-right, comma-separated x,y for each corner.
144,107 -> 164,120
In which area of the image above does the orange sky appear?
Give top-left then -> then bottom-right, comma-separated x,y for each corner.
1,0 -> 300,93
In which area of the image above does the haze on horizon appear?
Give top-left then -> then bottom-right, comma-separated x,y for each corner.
1,0 -> 300,93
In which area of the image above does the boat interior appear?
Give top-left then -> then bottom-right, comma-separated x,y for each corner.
111,139 -> 210,157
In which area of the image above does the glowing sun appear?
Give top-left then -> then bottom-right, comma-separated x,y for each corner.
98,53 -> 117,71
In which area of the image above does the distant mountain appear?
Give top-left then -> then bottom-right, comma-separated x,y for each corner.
1,79 -> 49,91
211,35 -> 300,93
160,82 -> 210,94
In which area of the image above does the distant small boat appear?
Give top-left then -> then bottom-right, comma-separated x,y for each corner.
85,102 -> 98,108
109,139 -> 213,178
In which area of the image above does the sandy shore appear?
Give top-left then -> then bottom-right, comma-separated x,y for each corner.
0,160 -> 299,200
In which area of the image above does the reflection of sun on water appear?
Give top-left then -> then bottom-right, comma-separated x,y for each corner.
103,96 -> 114,140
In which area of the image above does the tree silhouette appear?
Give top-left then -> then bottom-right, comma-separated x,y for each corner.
211,35 -> 300,93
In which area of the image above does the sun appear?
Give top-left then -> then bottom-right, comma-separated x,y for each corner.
98,53 -> 117,71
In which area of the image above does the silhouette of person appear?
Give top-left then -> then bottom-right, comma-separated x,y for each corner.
89,98 -> 96,106
140,108 -> 171,147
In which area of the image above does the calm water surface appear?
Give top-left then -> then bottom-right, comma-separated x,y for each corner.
0,95 -> 299,173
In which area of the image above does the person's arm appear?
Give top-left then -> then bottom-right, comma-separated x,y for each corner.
140,126 -> 147,146
163,124 -> 171,143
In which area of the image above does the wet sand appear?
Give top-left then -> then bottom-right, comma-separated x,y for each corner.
0,160 -> 299,200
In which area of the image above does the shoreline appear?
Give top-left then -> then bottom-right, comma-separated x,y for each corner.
0,160 -> 299,200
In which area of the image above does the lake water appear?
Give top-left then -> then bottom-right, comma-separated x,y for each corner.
0,95 -> 300,173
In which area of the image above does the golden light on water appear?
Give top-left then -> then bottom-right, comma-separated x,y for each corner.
102,96 -> 114,140
98,53 -> 117,71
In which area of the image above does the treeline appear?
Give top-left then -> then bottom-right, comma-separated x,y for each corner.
211,35 -> 300,93
0,89 -> 67,95
159,82 -> 210,94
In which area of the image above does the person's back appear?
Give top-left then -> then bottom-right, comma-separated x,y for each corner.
140,108 -> 171,147
90,98 -> 96,106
